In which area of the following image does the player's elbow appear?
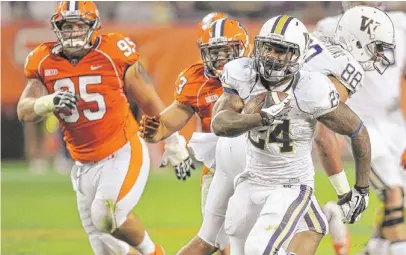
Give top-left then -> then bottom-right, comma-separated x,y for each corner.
211,120 -> 223,136
314,126 -> 336,155
17,101 -> 43,123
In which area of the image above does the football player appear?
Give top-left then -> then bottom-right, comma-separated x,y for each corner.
211,15 -> 371,255
16,1 -> 191,255
315,4 -> 406,255
138,17 -> 250,255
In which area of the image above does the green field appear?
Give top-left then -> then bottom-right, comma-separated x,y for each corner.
2,161 -> 380,255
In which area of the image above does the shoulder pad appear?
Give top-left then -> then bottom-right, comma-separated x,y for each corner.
24,43 -> 53,79
315,15 -> 340,37
174,63 -> 207,106
305,34 -> 364,95
221,57 -> 257,90
389,12 -> 406,32
293,71 -> 339,119
96,33 -> 139,68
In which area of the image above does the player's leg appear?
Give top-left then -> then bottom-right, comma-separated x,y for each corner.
225,181 -> 264,255
177,135 -> 246,255
24,121 -> 48,174
90,136 -> 164,255
200,165 -> 214,217
322,202 -> 350,255
244,185 -> 313,255
359,123 -> 406,255
288,196 -> 329,255
72,164 -> 135,255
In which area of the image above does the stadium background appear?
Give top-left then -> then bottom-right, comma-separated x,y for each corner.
2,1 -> 406,255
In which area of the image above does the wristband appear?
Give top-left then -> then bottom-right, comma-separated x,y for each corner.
328,170 -> 351,196
34,94 -> 56,116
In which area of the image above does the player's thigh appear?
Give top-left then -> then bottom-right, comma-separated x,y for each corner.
201,167 -> 214,216
289,196 -> 328,254
245,185 -> 313,255
198,166 -> 235,250
93,136 -> 150,227
367,125 -> 403,192
224,181 -> 262,243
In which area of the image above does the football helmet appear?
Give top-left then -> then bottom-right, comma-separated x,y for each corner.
335,6 -> 395,74
197,12 -> 229,44
341,1 -> 386,12
200,18 -> 250,78
253,15 -> 309,85
51,1 -> 101,52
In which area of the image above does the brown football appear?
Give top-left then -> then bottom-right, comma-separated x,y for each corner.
243,91 -> 289,114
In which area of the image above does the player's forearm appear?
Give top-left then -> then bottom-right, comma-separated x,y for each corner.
317,103 -> 371,188
211,110 -> 263,137
350,126 -> 371,188
17,98 -> 45,123
314,124 -> 344,176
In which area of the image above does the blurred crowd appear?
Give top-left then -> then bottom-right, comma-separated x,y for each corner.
3,1 -> 405,25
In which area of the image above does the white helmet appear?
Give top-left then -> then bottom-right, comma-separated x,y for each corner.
253,15 -> 309,86
341,1 -> 386,12
335,6 -> 395,74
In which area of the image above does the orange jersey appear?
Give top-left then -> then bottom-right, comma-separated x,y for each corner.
24,33 -> 140,163
174,63 -> 223,132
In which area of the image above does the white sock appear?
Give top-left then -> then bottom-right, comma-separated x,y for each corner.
136,231 -> 155,255
366,237 -> 390,255
99,233 -> 131,255
323,202 -> 347,244
390,241 -> 406,255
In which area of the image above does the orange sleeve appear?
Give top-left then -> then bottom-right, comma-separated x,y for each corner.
174,68 -> 199,109
102,33 -> 140,73
23,44 -> 49,80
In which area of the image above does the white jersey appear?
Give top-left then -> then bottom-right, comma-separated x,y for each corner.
221,57 -> 339,187
316,12 -> 406,120
303,32 -> 364,96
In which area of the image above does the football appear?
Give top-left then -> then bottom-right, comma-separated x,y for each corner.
243,91 -> 289,114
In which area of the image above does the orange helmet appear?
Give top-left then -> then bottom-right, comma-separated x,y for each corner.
197,12 -> 229,44
200,18 -> 250,78
50,1 -> 101,51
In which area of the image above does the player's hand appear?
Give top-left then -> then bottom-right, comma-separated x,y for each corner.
161,132 -> 196,181
260,95 -> 292,125
53,90 -> 78,112
337,185 -> 369,224
139,115 -> 160,140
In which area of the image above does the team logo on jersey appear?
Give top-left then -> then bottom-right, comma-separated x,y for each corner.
44,69 -> 58,76
205,94 -> 219,103
360,16 -> 380,35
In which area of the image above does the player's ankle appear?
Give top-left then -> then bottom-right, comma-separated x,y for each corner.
136,231 -> 155,255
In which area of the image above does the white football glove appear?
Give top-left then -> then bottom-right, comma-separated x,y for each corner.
337,186 -> 369,224
259,94 -> 292,125
161,132 -> 196,181
34,90 -> 78,116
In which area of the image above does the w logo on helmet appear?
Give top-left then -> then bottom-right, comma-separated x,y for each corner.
360,15 -> 381,35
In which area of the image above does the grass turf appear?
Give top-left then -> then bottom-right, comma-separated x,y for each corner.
2,161 -> 380,255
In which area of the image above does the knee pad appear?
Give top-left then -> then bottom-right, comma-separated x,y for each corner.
198,210 -> 229,250
382,206 -> 405,228
91,198 -> 118,233
98,233 -> 130,255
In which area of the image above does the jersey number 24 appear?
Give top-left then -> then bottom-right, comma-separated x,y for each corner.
248,120 -> 293,153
